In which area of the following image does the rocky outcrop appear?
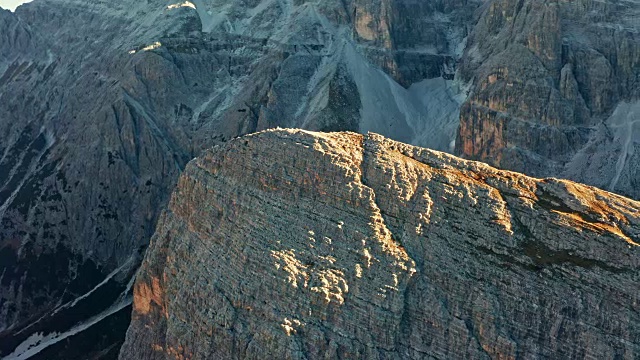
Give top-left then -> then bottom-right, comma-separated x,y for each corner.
0,8 -> 38,71
0,0 -> 476,357
2,0 -> 638,358
456,0 -> 640,200
121,129 -> 640,359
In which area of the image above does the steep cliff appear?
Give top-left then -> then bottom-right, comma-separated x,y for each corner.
456,0 -> 640,200
0,0 -> 477,357
121,129 -> 640,359
2,0 -> 639,358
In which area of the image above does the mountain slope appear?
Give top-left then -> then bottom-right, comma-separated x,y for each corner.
0,0 -> 478,357
1,0 -> 639,358
121,129 -> 640,359
456,0 -> 640,199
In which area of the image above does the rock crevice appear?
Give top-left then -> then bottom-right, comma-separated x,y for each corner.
120,129 -> 640,360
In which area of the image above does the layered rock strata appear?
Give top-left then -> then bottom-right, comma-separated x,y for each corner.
456,0 -> 640,200
0,0 -> 477,356
121,129 -> 640,359
2,0 -> 638,357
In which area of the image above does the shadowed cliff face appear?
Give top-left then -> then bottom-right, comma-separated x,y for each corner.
456,0 -> 640,200
0,0 -> 478,358
1,0 -> 639,358
121,129 -> 640,360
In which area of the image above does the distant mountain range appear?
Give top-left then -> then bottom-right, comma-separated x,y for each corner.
0,0 -> 638,358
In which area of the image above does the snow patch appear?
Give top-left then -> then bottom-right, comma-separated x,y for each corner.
167,1 -> 196,10
4,332 -> 60,360
51,256 -> 134,316
4,297 -> 132,360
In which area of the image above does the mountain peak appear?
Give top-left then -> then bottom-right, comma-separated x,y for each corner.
121,129 -> 640,359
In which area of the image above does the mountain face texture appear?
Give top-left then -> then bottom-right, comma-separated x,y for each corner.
1,0 -> 478,357
120,129 -> 640,360
0,0 -> 638,358
456,0 -> 640,200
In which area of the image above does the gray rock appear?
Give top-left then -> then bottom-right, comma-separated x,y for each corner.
120,129 -> 640,359
0,0 -> 477,357
1,0 -> 638,357
456,0 -> 640,200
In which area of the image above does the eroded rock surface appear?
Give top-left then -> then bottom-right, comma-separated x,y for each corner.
0,0 -> 476,357
2,0 -> 639,357
456,0 -> 640,200
121,129 -> 640,359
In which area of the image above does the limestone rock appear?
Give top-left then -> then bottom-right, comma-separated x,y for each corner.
456,0 -> 640,200
121,129 -> 640,359
2,0 -> 639,357
0,0 -> 476,357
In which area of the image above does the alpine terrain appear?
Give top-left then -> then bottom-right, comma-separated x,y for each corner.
0,0 -> 638,358
120,129 -> 640,359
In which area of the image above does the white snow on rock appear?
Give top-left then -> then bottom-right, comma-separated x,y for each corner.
4,296 -> 132,360
51,256 -> 134,316
167,1 -> 196,10
3,332 -> 59,360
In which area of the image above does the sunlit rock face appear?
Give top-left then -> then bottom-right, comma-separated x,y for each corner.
1,0 -> 639,358
0,0 -> 477,358
121,129 -> 640,359
456,0 -> 640,200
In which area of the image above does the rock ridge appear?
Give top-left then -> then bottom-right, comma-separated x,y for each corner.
120,129 -> 640,359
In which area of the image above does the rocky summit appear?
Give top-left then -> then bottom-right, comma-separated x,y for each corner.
0,0 -> 638,358
120,129 -> 640,359
1,1 -> 477,356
